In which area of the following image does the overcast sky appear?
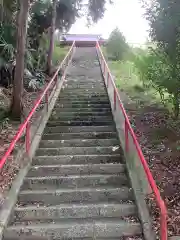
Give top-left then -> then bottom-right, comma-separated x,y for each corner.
69,0 -> 149,45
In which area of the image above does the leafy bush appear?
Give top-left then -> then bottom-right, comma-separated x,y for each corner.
134,47 -> 180,118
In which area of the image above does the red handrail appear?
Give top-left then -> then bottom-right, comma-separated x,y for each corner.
0,41 -> 75,169
96,41 -> 167,240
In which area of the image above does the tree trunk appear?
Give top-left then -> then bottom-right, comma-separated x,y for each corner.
173,92 -> 180,119
47,0 -> 57,75
11,0 -> 30,119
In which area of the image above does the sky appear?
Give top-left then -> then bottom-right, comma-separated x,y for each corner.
69,0 -> 150,46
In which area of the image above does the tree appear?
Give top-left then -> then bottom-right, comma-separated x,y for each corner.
47,0 -> 57,74
142,0 -> 180,118
11,0 -> 30,119
1,0 -> 112,118
107,28 -> 129,61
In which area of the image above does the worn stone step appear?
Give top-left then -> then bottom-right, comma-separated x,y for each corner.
60,94 -> 108,98
42,132 -> 118,140
33,155 -> 123,166
4,219 -> 141,239
48,115 -> 113,122
62,83 -> 105,87
22,174 -> 128,190
56,101 -> 111,107
55,103 -> 111,108
47,120 -> 114,127
61,88 -> 106,93
53,107 -> 111,113
65,79 -> 103,83
56,100 -> 110,105
39,139 -> 119,148
36,146 -> 121,156
60,92 -> 107,97
50,111 -> 112,119
14,203 -> 137,221
58,97 -> 109,101
27,163 -> 125,177
44,126 -> 115,134
63,86 -> 105,90
39,138 -> 119,148
18,187 -> 133,206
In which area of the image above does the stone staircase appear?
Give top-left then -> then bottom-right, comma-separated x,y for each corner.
3,47 -> 143,239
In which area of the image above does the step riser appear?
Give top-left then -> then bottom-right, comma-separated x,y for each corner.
62,86 -> 105,89
52,108 -> 111,112
22,175 -> 128,190
42,132 -> 118,140
14,204 -> 137,221
61,88 -> 106,92
58,98 -> 109,101
27,164 -> 125,177
54,104 -> 111,108
44,126 -> 116,134
36,147 -> 121,156
4,222 -> 141,239
18,188 -> 133,205
48,116 -> 113,122
56,100 -> 110,104
39,139 -> 119,148
59,96 -> 109,100
46,121 -> 114,127
50,112 -> 112,118
33,155 -> 123,166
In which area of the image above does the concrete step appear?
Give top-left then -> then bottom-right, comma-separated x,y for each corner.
52,107 -> 111,113
44,126 -> 116,134
61,89 -> 107,93
42,132 -> 118,140
39,139 -> 119,148
58,97 -> 109,101
56,100 -> 110,105
4,219 -> 141,239
59,94 -> 108,99
63,85 -> 105,89
14,203 -> 137,221
50,111 -> 112,118
27,163 -> 125,177
18,187 -> 133,206
62,83 -> 105,87
22,174 -> 128,190
65,82 -> 105,86
46,120 -> 114,127
33,155 -> 123,166
36,146 -> 122,156
55,103 -> 111,108
48,115 -> 113,122
65,79 -> 103,83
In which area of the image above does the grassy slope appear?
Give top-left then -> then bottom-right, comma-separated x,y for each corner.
109,60 -> 163,107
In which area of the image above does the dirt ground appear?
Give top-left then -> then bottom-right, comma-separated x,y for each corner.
121,90 -> 180,237
0,89 -> 47,207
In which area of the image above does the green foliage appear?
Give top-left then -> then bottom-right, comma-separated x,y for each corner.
52,42 -> 69,66
106,28 -> 129,61
133,47 -> 180,118
142,0 -> 180,118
